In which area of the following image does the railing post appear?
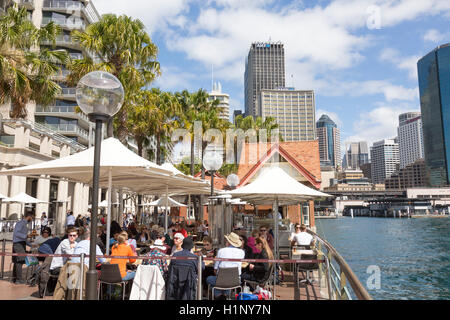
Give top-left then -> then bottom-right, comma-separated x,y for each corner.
197,255 -> 203,300
325,256 -> 333,300
1,238 -> 5,279
339,270 -> 348,300
79,253 -> 85,300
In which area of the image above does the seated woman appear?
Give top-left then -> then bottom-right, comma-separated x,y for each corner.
240,235 -> 254,259
110,232 -> 136,281
247,229 -> 261,255
241,237 -> 273,290
200,236 -> 216,258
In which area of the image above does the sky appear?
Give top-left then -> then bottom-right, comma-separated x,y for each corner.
92,0 -> 450,152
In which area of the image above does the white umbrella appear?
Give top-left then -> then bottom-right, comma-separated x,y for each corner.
3,192 -> 48,219
0,138 -> 210,253
228,166 -> 332,298
149,196 -> 187,207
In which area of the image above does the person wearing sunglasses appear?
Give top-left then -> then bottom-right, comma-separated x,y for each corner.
49,227 -> 79,275
259,225 -> 274,250
170,232 -> 185,255
290,223 -> 314,248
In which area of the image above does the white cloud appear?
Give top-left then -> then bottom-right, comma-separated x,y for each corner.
344,103 -> 421,147
92,0 -> 190,35
379,48 -> 420,81
423,29 -> 446,42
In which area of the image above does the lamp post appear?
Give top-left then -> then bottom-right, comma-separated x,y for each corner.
76,71 -> 124,300
202,151 -> 223,196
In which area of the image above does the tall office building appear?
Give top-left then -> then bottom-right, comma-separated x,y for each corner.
208,82 -> 230,121
259,88 -> 316,141
397,112 -> 424,169
343,142 -> 370,170
244,42 -> 285,117
417,43 -> 450,187
370,139 -> 399,184
316,114 -> 341,169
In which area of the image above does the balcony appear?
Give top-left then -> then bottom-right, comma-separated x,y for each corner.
41,17 -> 86,30
52,68 -> 71,80
35,105 -> 89,124
19,0 -> 34,10
69,52 -> 83,60
43,0 -> 83,11
38,123 -> 89,141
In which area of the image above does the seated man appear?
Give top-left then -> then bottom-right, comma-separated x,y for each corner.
206,232 -> 245,299
166,237 -> 204,300
290,224 -> 315,248
70,226 -> 106,267
49,227 -> 78,275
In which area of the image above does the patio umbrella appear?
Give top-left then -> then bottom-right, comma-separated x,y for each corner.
228,166 -> 332,298
0,193 -> 11,220
3,192 -> 49,219
0,138 -> 210,253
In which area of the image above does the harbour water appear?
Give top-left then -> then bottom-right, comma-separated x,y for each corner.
316,216 -> 450,300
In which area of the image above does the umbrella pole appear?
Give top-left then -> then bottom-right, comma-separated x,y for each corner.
165,186 -> 169,234
273,197 -> 278,300
106,167 -> 112,255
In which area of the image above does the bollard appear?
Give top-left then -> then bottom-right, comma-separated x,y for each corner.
197,255 -> 203,300
1,238 -> 5,279
79,253 -> 85,300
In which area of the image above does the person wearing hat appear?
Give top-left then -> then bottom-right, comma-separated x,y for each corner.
143,239 -> 169,276
206,232 -> 245,298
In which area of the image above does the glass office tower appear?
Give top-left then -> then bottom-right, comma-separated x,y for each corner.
417,43 -> 450,187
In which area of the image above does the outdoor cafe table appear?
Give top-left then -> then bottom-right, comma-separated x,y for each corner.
291,249 -> 316,284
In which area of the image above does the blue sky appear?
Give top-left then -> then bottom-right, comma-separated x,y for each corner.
93,0 -> 450,150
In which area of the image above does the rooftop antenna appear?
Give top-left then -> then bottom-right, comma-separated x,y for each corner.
211,64 -> 214,92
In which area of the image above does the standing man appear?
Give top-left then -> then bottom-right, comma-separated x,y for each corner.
12,212 -> 34,284
66,210 -> 75,227
40,212 -> 48,234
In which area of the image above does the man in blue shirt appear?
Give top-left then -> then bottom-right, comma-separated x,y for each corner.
12,212 -> 34,284
66,210 -> 75,227
70,226 -> 106,267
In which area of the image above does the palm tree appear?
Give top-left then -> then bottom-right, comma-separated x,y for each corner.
0,5 -> 68,119
67,14 -> 160,140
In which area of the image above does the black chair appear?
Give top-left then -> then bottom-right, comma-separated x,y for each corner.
243,264 -> 274,294
98,264 -> 127,300
42,257 -> 60,297
209,267 -> 242,300
297,253 -> 319,286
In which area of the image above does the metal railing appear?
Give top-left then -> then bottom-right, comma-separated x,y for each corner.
41,17 -> 86,30
43,0 -> 83,11
307,229 -> 372,300
40,123 -> 89,140
35,105 -> 89,123
19,0 -> 34,9
1,119 -> 86,152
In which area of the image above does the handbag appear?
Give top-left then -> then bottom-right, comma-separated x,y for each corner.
25,256 -> 39,266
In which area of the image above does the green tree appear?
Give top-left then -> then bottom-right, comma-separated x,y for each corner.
0,5 -> 68,119
67,14 -> 160,140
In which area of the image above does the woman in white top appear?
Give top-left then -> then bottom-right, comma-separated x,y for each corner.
170,232 -> 184,255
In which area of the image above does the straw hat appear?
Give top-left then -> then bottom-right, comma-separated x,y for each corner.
224,232 -> 242,248
151,225 -> 159,231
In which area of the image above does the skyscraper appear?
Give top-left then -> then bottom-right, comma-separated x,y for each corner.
343,142 -> 369,170
316,114 -> 341,169
259,88 -> 316,141
244,42 -> 285,117
370,139 -> 399,184
417,43 -> 450,187
397,112 -> 424,169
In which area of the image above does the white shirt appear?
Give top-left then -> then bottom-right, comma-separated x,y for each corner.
70,240 -> 106,267
214,246 -> 245,275
66,215 -> 75,226
50,239 -> 76,270
290,232 -> 313,246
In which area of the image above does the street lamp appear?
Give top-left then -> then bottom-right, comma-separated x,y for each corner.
226,174 -> 240,190
203,150 -> 223,196
76,71 -> 124,300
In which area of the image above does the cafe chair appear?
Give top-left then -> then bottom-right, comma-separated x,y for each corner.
243,264 -> 274,295
297,253 -> 319,286
98,263 -> 127,300
209,267 -> 242,300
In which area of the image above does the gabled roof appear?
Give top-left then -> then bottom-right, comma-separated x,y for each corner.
236,141 -> 322,189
